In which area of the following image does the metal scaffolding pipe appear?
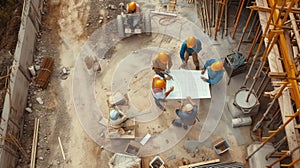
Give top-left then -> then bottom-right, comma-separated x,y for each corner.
246,23 -> 261,61
246,12 -> 258,40
265,136 -> 287,160
242,3 -> 276,86
232,0 -> 246,39
252,83 -> 287,132
237,7 -> 254,51
246,108 -> 300,161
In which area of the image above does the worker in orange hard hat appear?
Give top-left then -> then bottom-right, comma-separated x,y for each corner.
151,75 -> 174,110
127,1 -> 140,14
201,58 -> 224,85
152,52 -> 173,78
179,36 -> 202,70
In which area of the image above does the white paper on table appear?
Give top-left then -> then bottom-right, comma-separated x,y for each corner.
166,70 -> 211,99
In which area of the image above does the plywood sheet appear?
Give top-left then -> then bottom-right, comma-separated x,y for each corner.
166,70 -> 211,99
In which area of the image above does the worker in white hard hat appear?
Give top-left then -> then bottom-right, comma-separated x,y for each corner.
151,74 -> 174,110
201,58 -> 224,85
152,52 -> 173,78
172,96 -> 198,130
179,36 -> 202,70
109,109 -> 128,128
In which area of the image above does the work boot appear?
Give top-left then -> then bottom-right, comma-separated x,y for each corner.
172,119 -> 182,127
183,125 -> 188,130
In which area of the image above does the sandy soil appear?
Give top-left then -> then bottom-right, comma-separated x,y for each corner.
14,0 -> 252,168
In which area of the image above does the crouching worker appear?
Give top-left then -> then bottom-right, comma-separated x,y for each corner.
151,75 -> 174,110
172,96 -> 198,130
109,109 -> 128,128
201,58 -> 224,85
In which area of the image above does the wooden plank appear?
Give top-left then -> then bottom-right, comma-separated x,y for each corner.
179,159 -> 220,168
30,118 -> 39,168
256,0 -> 300,167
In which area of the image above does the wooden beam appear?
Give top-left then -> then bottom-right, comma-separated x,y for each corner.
30,118 -> 39,168
179,159 -> 220,168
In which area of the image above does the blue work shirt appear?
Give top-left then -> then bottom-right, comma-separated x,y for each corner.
203,59 -> 224,85
176,105 -> 198,125
179,39 -> 202,61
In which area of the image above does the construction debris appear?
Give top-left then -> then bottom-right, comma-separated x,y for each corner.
35,57 -> 54,88
59,67 -> 70,80
232,117 -> 252,128
109,153 -> 141,168
36,97 -> 44,105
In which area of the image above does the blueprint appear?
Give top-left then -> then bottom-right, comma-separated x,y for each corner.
166,70 -> 211,99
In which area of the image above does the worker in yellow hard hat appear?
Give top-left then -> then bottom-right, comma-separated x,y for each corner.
179,36 -> 202,70
151,75 -> 174,110
152,52 -> 173,78
201,58 -> 224,85
127,1 -> 140,14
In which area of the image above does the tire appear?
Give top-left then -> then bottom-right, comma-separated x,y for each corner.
144,12 -> 151,35
117,15 -> 125,38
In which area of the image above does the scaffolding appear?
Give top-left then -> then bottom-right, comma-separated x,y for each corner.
243,0 -> 300,167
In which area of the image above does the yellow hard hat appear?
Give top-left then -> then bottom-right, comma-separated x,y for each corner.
154,79 -> 166,89
128,2 -> 137,12
211,61 -> 224,71
157,52 -> 169,64
187,36 -> 196,48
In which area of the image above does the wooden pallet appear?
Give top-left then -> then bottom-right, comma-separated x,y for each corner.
35,57 -> 54,89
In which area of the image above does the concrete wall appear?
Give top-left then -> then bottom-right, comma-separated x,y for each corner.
0,0 -> 43,167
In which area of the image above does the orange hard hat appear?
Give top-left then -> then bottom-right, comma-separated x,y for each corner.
211,61 -> 224,71
128,2 -> 137,12
154,79 -> 166,89
157,52 -> 169,64
187,36 -> 196,48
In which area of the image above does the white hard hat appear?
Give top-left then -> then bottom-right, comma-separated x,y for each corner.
183,104 -> 193,112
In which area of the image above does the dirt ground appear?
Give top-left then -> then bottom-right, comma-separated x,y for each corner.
0,0 -> 252,168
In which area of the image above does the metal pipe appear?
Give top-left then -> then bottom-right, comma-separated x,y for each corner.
266,104 -> 280,128
255,67 -> 270,95
246,24 -> 261,61
237,7 -> 254,51
246,108 -> 300,161
258,77 -> 270,99
231,0 -> 245,39
224,0 -> 228,36
204,0 -> 211,36
267,145 -> 300,168
246,32 -> 279,102
214,0 -> 226,40
242,3 -> 276,86
246,12 -> 258,40
265,136 -> 287,160
252,83 -> 288,132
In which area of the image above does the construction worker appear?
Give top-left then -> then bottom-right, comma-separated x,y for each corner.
179,36 -> 202,70
201,58 -> 224,85
126,1 -> 141,31
151,75 -> 174,110
109,109 -> 128,128
152,52 -> 173,78
172,96 -> 198,130
127,1 -> 141,14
